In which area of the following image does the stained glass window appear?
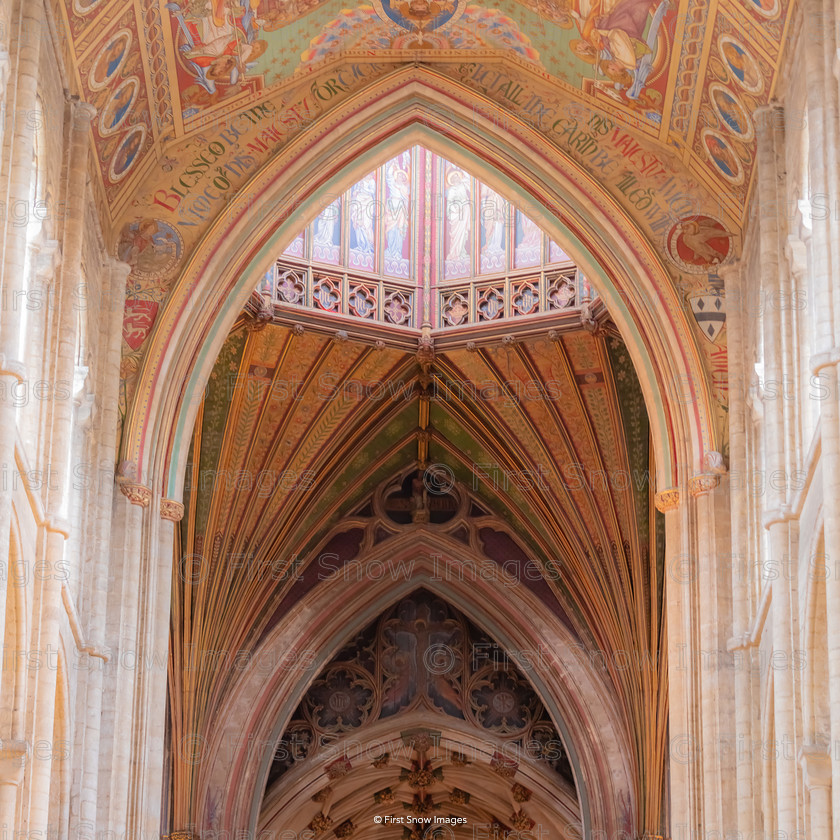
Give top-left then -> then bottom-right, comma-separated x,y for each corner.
275,146 -> 583,329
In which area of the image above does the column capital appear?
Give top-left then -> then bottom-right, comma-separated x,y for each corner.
44,518 -> 72,538
753,101 -> 785,125
799,744 -> 831,789
786,234 -> 809,280
119,481 -> 153,508
715,260 -> 741,283
161,499 -> 185,521
70,98 -> 97,124
0,356 -> 26,382
762,505 -> 792,529
810,347 -> 840,375
654,488 -> 680,512
726,632 -> 753,652
688,474 -> 720,497
164,833 -> 200,840
0,739 -> 29,785
34,238 -> 62,281
80,644 -> 110,662
109,257 -> 133,278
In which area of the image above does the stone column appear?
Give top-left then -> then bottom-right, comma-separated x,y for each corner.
720,260 -> 760,838
98,484 -> 179,840
25,96 -> 95,840
22,239 -> 61,458
800,747 -> 832,839
0,740 -> 28,834
0,0 -> 44,710
656,488 -> 702,840
689,468 -> 735,837
140,502 -> 183,838
68,259 -> 129,840
98,485 -> 148,835
804,0 -> 840,829
754,101 -> 799,836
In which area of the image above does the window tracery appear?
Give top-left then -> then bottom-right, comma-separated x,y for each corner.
268,589 -> 574,788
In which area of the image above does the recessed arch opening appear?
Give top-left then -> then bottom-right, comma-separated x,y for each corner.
120,75 -> 715,506
188,539 -> 639,839
159,79 -> 689,840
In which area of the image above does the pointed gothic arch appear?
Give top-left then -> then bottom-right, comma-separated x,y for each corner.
118,70 -> 715,508
189,534 -> 638,839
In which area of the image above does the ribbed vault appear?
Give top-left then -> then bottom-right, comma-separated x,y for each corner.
168,308 -> 666,836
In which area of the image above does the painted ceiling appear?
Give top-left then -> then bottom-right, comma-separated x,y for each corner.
51,0 -> 792,454
58,0 -> 789,224
170,318 -> 666,830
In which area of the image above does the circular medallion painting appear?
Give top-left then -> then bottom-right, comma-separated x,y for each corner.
701,127 -> 744,185
89,29 -> 132,90
109,124 -> 146,183
118,218 -> 184,280
709,83 -> 753,141
718,35 -> 763,94
747,0 -> 780,18
666,215 -> 734,273
373,0 -> 464,31
100,77 -> 139,136
73,0 -> 104,13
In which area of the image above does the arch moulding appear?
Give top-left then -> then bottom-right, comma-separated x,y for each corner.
117,68 -> 716,504
192,535 -> 638,839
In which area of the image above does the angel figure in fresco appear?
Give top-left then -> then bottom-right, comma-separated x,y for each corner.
167,0 -> 267,93
519,212 -> 541,249
384,156 -> 411,260
113,130 -> 143,177
104,83 -> 135,132
481,190 -> 506,254
313,201 -> 339,247
716,93 -> 745,135
705,134 -> 739,179
93,36 -> 128,86
118,219 -> 181,276
445,169 -> 471,263
350,174 -> 377,254
571,0 -> 669,100
721,41 -> 761,90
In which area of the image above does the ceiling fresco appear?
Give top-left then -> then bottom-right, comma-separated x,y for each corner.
56,0 -> 792,225
51,0 -> 792,454
47,0 -> 793,476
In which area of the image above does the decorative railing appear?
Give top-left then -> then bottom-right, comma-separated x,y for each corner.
270,260 -> 586,331
273,262 -> 417,328
437,267 -> 579,329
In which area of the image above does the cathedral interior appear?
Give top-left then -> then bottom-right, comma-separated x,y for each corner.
0,0 -> 836,837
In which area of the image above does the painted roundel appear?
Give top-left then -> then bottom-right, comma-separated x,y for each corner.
73,0 -> 104,13
718,35 -> 764,94
100,78 -> 139,136
701,127 -> 744,185
89,29 -> 132,90
709,83 -> 753,142
746,0 -> 780,18
117,218 -> 184,280
666,215 -> 734,273
373,0 -> 465,31
109,125 -> 146,183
